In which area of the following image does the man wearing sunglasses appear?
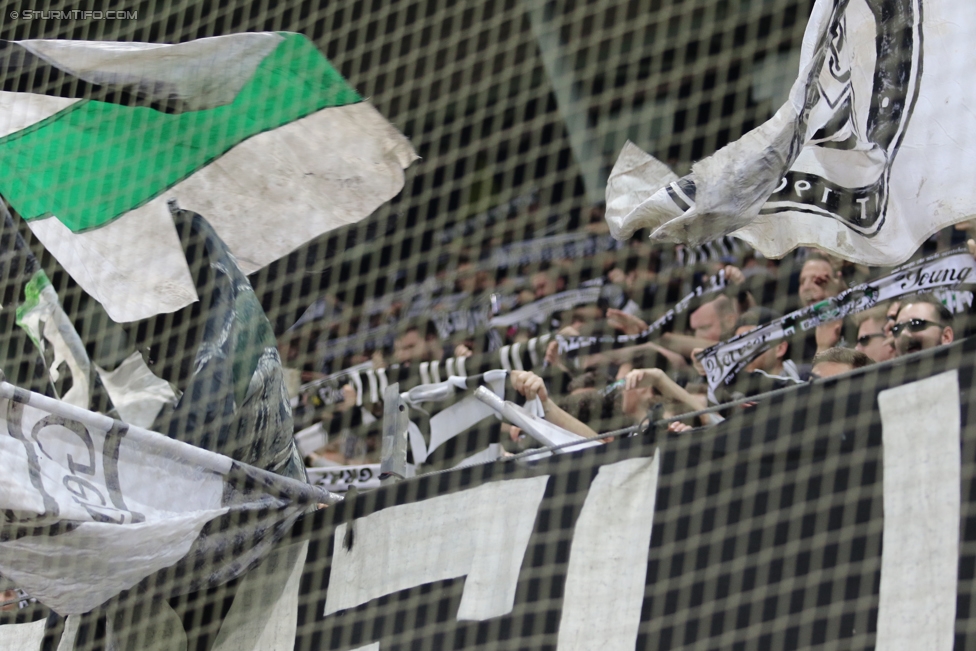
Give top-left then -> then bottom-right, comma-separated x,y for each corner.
892,294 -> 954,356
853,305 -> 896,362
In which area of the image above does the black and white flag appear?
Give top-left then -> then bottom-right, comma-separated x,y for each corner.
0,380 -> 337,616
3,337 -> 976,650
606,0 -> 976,265
400,370 -> 510,468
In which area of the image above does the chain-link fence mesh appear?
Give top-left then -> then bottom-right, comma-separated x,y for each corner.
0,0 -> 826,391
1,0 -> 975,649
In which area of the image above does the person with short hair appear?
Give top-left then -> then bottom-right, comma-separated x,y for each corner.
852,305 -> 896,362
800,253 -> 849,355
530,261 -> 565,300
892,294 -> 954,356
733,307 -> 802,382
884,300 -> 902,336
655,294 -> 741,363
689,294 -> 738,342
566,371 -> 600,395
556,391 -> 610,430
690,307 -> 803,403
811,347 -> 873,378
393,322 -> 442,366
798,253 -> 847,307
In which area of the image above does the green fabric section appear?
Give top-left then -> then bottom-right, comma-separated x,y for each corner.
1,33 -> 360,232
15,269 -> 51,348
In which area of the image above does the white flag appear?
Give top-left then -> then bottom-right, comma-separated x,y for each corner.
606,0 -> 976,265
0,382 -> 338,615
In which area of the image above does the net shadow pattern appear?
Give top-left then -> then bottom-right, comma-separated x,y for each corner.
280,337 -> 974,650
2,269 -> 975,650
0,1 -> 968,650
0,0 -> 816,399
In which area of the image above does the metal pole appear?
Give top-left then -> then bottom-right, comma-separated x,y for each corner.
380,382 -> 410,483
473,386 -> 601,453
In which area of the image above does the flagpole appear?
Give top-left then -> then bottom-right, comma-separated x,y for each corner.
473,387 -> 601,453
0,372 -> 343,505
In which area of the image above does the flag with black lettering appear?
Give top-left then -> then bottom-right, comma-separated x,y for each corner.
606,0 -> 976,265
5,335 -> 976,651
0,381 -> 336,618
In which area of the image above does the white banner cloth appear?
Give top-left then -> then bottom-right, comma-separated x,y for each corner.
0,381 -> 337,615
607,0 -> 976,265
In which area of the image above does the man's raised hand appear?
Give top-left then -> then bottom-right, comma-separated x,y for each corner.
510,370 -> 549,403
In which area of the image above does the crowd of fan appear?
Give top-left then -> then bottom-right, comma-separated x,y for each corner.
281,205 -> 976,470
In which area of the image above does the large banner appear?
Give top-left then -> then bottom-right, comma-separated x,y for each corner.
4,335 -> 976,649
606,0 -> 976,266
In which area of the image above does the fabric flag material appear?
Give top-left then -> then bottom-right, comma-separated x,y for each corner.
552,269 -> 727,354
305,370 -> 509,469
472,386 -> 601,454
5,337 -> 976,649
0,377 -> 338,616
0,203 -> 76,400
401,371 -> 508,467
606,0 -> 976,265
14,269 -> 91,409
94,351 -> 178,429
0,32 -> 417,322
150,208 -> 308,481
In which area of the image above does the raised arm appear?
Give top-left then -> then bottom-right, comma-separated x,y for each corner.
583,340 -> 688,371
659,332 -> 720,358
624,367 -> 707,416
509,370 -> 600,440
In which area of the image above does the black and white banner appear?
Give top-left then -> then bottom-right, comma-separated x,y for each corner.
554,269 -> 727,354
488,285 -> 604,329
0,380 -> 337,618
424,295 -> 496,342
482,231 -> 623,270
5,334 -> 974,650
437,190 -> 539,245
606,0 -> 976,265
308,464 -> 383,492
699,247 -> 976,401
308,272 -> 728,397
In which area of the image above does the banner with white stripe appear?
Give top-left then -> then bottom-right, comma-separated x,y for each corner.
4,336 -> 975,650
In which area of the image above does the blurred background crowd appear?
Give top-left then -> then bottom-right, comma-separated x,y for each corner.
282,201 -> 976,472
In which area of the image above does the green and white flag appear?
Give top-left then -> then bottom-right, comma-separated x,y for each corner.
0,32 -> 417,322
